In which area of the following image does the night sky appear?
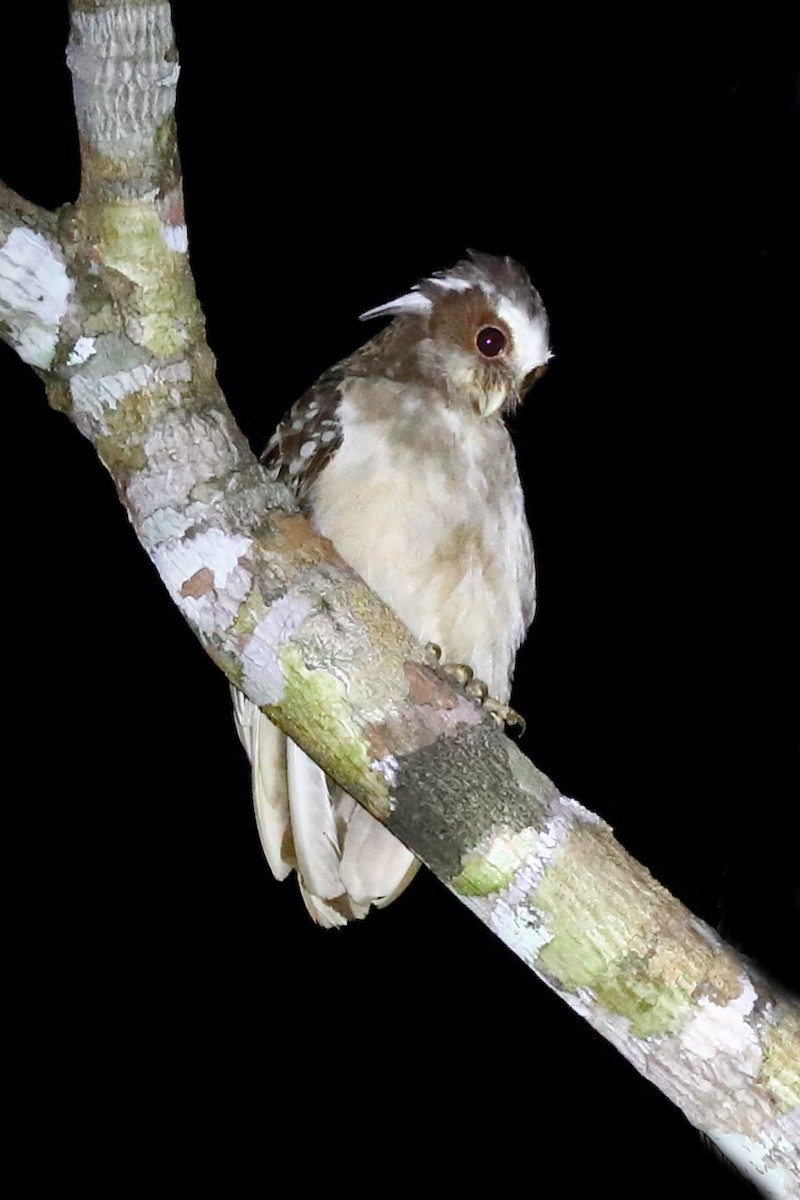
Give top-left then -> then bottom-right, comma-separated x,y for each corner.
1,6 -> 797,1197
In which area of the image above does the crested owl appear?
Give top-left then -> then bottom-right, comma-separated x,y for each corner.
232,251 -> 551,926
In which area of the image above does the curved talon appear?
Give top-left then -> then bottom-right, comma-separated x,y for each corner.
442,661 -> 474,686
504,707 -> 526,736
483,697 -> 526,736
425,641 -> 442,662
465,678 -> 489,702
483,698 -> 505,725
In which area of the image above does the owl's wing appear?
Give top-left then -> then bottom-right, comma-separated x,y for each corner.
260,368 -> 345,510
232,370 -> 418,926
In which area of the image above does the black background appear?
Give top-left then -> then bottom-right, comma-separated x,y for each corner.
1,5 -> 797,1197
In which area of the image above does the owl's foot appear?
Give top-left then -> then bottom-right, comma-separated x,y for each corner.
482,698 -> 526,736
425,645 -> 525,736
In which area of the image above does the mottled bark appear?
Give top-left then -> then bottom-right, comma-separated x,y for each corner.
0,3 -> 797,1195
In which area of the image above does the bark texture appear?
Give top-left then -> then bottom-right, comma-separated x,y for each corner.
0,4 -> 797,1195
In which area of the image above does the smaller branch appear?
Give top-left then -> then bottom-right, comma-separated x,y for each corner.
66,1 -> 179,204
0,181 -> 58,235
0,182 -> 72,370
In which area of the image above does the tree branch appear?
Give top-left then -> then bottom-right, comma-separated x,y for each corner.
0,181 -> 69,369
1,3 -> 797,1195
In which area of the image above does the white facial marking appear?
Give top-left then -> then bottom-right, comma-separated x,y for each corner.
496,295 -> 551,374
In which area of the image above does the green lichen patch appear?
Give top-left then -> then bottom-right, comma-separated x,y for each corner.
533,828 -> 726,1036
451,856 -> 510,897
97,201 -> 197,356
535,827 -> 663,992
452,826 -> 541,897
80,298 -> 124,338
534,830 -> 681,1017
266,643 -> 390,821
761,1010 -> 800,1113
594,954 -> 692,1038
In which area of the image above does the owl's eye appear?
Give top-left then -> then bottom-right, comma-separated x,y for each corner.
476,326 -> 507,358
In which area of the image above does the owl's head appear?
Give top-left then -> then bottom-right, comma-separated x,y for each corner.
360,250 -> 551,417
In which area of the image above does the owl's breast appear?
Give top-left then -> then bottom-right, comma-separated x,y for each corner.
310,381 -> 535,701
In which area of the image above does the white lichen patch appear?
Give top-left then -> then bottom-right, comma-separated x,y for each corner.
371,753 -> 400,786
151,530 -> 254,645
67,336 -> 97,366
0,227 -> 74,368
681,975 -> 760,1067
178,563 -> 253,636
127,409 -> 241,521
69,359 -> 190,432
644,987 -> 777,1135
152,528 -> 253,607
708,1118 -> 800,1199
523,793 -> 599,884
138,500 -> 210,550
241,593 -> 315,707
464,792 -> 600,900
461,892 -> 552,969
474,825 -> 541,892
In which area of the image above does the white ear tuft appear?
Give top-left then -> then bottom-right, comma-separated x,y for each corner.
359,289 -> 433,321
429,274 -> 472,293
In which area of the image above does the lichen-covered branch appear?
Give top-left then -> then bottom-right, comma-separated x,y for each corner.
0,3 -> 797,1196
0,181 -> 69,370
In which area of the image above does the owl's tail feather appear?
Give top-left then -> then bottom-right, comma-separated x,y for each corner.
231,686 -> 293,881
334,792 -> 420,908
232,690 -> 419,927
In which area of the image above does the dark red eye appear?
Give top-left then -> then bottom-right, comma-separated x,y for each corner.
476,326 -> 507,357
